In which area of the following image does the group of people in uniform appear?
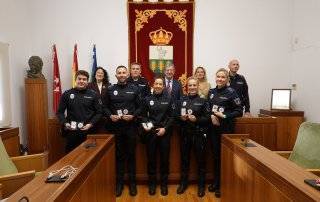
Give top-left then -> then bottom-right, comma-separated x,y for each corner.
56,59 -> 251,198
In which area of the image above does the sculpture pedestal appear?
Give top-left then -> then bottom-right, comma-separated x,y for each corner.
25,78 -> 48,154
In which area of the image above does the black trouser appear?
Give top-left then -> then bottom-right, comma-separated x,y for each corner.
114,122 -> 137,184
210,119 -> 235,190
180,127 -> 207,187
146,129 -> 171,186
65,130 -> 88,153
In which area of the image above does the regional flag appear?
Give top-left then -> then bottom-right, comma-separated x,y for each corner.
52,44 -> 62,113
72,44 -> 79,87
91,44 -> 97,82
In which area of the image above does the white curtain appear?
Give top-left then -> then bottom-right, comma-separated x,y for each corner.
0,42 -> 11,127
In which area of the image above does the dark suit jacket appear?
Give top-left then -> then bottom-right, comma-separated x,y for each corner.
87,82 -> 109,105
164,79 -> 182,101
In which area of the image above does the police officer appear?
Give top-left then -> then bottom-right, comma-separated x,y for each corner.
176,77 -> 210,197
141,76 -> 175,196
104,66 -> 141,197
228,59 -> 251,117
127,62 -> 150,98
207,68 -> 243,198
56,70 -> 102,153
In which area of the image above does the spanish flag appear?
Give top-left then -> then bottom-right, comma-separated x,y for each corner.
72,44 -> 78,87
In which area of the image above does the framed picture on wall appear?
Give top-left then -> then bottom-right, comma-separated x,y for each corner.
271,89 -> 291,110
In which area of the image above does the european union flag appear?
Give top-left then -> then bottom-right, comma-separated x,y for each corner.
91,44 -> 97,82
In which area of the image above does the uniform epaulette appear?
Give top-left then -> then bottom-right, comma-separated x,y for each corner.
227,87 -> 235,93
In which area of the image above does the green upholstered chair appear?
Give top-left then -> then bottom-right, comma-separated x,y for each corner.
0,137 -> 48,199
277,122 -> 320,176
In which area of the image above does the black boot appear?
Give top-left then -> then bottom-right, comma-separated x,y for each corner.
129,182 -> 137,196
148,183 -> 156,195
197,185 -> 205,197
160,184 -> 168,196
176,181 -> 188,194
177,174 -> 188,194
148,175 -> 157,195
208,183 -> 217,192
115,182 -> 124,197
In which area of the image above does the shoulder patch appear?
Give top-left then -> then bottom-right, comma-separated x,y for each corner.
227,87 -> 235,93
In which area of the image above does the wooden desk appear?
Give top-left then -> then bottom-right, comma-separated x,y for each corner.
221,134 -> 320,202
260,109 -> 304,150
7,135 -> 115,202
136,117 -> 277,183
0,127 -> 20,157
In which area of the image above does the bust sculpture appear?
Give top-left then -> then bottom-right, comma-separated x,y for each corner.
27,56 -> 45,79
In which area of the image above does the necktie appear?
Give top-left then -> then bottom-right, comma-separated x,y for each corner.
167,80 -> 172,95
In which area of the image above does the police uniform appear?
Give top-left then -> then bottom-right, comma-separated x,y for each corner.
104,83 -> 141,192
178,94 -> 210,195
229,73 -> 250,113
141,92 -> 175,195
127,76 -> 150,99
207,86 -> 243,193
56,88 -> 102,153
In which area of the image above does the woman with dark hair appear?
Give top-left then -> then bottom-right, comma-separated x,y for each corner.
141,76 -> 175,196
88,66 -> 110,133
88,66 -> 110,96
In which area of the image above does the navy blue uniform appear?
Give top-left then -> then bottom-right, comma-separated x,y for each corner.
127,76 -> 150,99
141,92 -> 175,187
229,73 -> 250,113
178,95 -> 210,188
56,88 -> 102,152
207,86 -> 243,191
104,83 -> 141,185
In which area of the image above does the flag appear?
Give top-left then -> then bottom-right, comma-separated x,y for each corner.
91,44 -> 97,82
53,44 -> 62,113
72,44 -> 79,87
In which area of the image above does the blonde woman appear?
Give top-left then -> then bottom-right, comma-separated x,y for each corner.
194,66 -> 211,99
207,68 -> 243,198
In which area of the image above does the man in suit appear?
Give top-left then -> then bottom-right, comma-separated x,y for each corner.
164,64 -> 183,102
228,59 -> 252,117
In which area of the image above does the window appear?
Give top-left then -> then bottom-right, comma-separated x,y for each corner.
0,41 -> 11,127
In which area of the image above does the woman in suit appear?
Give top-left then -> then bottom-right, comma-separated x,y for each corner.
88,66 -> 110,133
207,68 -> 243,197
88,66 -> 110,98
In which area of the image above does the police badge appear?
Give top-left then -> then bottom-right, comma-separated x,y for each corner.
117,109 -> 123,117
218,107 -> 225,113
212,105 -> 218,112
181,108 -> 186,116
77,122 -> 84,129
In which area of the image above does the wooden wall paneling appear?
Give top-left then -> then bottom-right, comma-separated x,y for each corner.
0,127 -> 20,156
48,118 -> 66,165
221,135 -> 320,202
7,135 -> 115,201
25,78 -> 48,154
260,109 -> 304,150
